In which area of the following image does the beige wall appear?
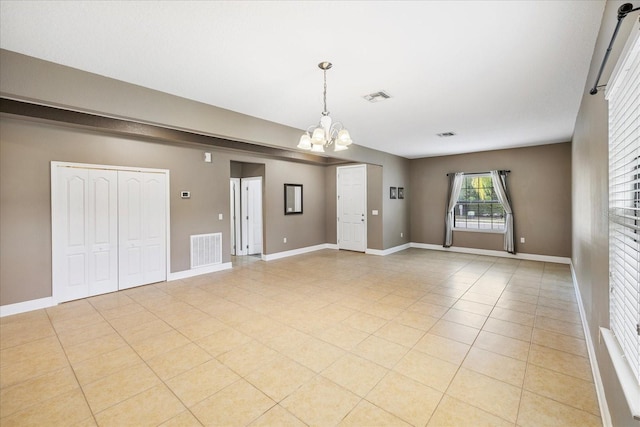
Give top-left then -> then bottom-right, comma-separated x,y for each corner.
409,143 -> 572,257
572,1 -> 637,425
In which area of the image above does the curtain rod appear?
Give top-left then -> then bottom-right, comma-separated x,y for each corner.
446,170 -> 510,176
589,2 -> 639,95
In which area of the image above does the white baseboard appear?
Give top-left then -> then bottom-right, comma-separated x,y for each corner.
0,296 -> 57,317
168,262 -> 233,281
570,263 -> 612,427
366,243 -> 411,256
409,242 -> 571,264
261,244 -> 337,261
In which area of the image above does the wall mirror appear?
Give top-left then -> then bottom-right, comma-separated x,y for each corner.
284,184 -> 303,215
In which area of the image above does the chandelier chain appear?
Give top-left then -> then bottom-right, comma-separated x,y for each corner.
323,68 -> 328,115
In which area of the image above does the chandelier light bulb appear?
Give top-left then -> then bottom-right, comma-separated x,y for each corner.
297,61 -> 354,153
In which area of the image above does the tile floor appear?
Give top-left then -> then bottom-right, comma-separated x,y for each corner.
0,249 -> 601,426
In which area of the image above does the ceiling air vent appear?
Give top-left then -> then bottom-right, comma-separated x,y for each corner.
437,132 -> 456,137
363,91 -> 391,103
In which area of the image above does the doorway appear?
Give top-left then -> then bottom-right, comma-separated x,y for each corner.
337,164 -> 367,252
230,161 -> 264,258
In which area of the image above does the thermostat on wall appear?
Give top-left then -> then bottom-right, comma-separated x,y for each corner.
180,191 -> 191,199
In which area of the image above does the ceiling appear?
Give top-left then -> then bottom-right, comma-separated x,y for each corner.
0,1 -> 605,159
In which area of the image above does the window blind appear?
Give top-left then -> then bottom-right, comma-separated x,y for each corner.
607,29 -> 640,386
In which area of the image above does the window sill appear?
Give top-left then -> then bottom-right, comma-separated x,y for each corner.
600,327 -> 640,420
453,228 -> 505,235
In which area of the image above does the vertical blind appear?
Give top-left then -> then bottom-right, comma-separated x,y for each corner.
607,29 -> 640,386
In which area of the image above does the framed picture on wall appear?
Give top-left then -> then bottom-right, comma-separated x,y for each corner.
390,187 -> 397,199
398,187 -> 404,199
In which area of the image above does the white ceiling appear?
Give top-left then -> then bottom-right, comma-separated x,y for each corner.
0,0 -> 605,159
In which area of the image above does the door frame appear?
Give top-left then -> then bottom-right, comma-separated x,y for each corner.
51,161 -> 171,303
229,178 -> 243,255
240,176 -> 263,256
336,164 -> 367,252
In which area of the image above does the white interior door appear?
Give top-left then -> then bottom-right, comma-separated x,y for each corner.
118,171 -> 166,290
230,178 -> 243,255
337,165 -> 367,252
53,166 -> 118,302
241,177 -> 263,255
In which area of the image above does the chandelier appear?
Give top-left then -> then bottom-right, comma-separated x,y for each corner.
297,62 -> 353,153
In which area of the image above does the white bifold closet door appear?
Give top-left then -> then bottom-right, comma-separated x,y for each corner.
118,171 -> 167,290
53,165 -> 167,302
54,167 -> 118,302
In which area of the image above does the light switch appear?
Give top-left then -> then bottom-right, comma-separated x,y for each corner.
218,213 -> 223,220
204,152 -> 212,163
372,210 -> 379,215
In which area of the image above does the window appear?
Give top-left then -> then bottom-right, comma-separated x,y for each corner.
606,21 -> 640,404
453,174 -> 506,231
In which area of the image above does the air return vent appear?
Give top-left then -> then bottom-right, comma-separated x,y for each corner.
363,91 -> 391,103
437,132 -> 456,137
190,233 -> 222,268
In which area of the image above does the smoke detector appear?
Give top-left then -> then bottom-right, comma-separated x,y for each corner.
363,91 -> 391,103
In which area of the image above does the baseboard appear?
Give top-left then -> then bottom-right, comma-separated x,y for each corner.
570,262 -> 612,427
261,244 -> 336,261
366,243 -> 411,256
409,242 -> 571,264
168,262 -> 233,281
0,296 -> 57,318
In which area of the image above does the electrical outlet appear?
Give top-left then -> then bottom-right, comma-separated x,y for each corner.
520,237 -> 525,243
283,237 -> 287,243
400,232 -> 403,238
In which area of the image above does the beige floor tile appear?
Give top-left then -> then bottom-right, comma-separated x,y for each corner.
65,332 -> 128,365
495,297 -> 538,314
316,323 -> 370,350
452,299 -> 494,316
517,390 -> 601,427
420,293 -> 458,308
353,335 -> 409,369
0,366 -> 79,418
430,319 -> 480,345
441,308 -> 488,329
245,354 -> 315,402
81,362 -> 161,413
50,311 -> 105,334
394,310 -> 439,331
99,301 -> 146,320
490,306 -> 535,326
427,395 -> 514,427
281,336 -> 345,373
413,333 -> 470,365
175,317 -> 226,341
366,371 -> 442,427
535,315 -> 584,339
217,340 -> 279,377
106,309 -> 160,332
322,353 -> 389,397
281,376 -> 361,426
523,364 -> 599,415
248,404 -> 306,427
374,321 -> 426,347
462,347 -> 526,387
0,388 -> 92,426
339,400 -> 412,427
473,330 -> 529,361
71,345 -> 141,386
191,379 -> 276,426
341,311 -> 388,333
0,336 -> 69,388
130,329 -> 191,360
195,327 -> 253,357
166,359 -> 240,407
482,317 -> 532,342
147,342 -> 213,380
393,349 -> 458,392
460,291 -> 501,306
159,410 -> 204,427
94,383 -> 186,427
447,368 -> 521,423
0,318 -> 56,350
528,343 -> 593,381
55,320 -> 115,347
531,328 -> 587,357
262,328 -> 311,353
407,301 -> 449,317
116,318 -> 173,343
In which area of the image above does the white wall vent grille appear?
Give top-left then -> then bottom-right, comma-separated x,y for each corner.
190,233 -> 222,269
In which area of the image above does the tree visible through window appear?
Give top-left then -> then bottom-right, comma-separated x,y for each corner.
454,174 -> 506,231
